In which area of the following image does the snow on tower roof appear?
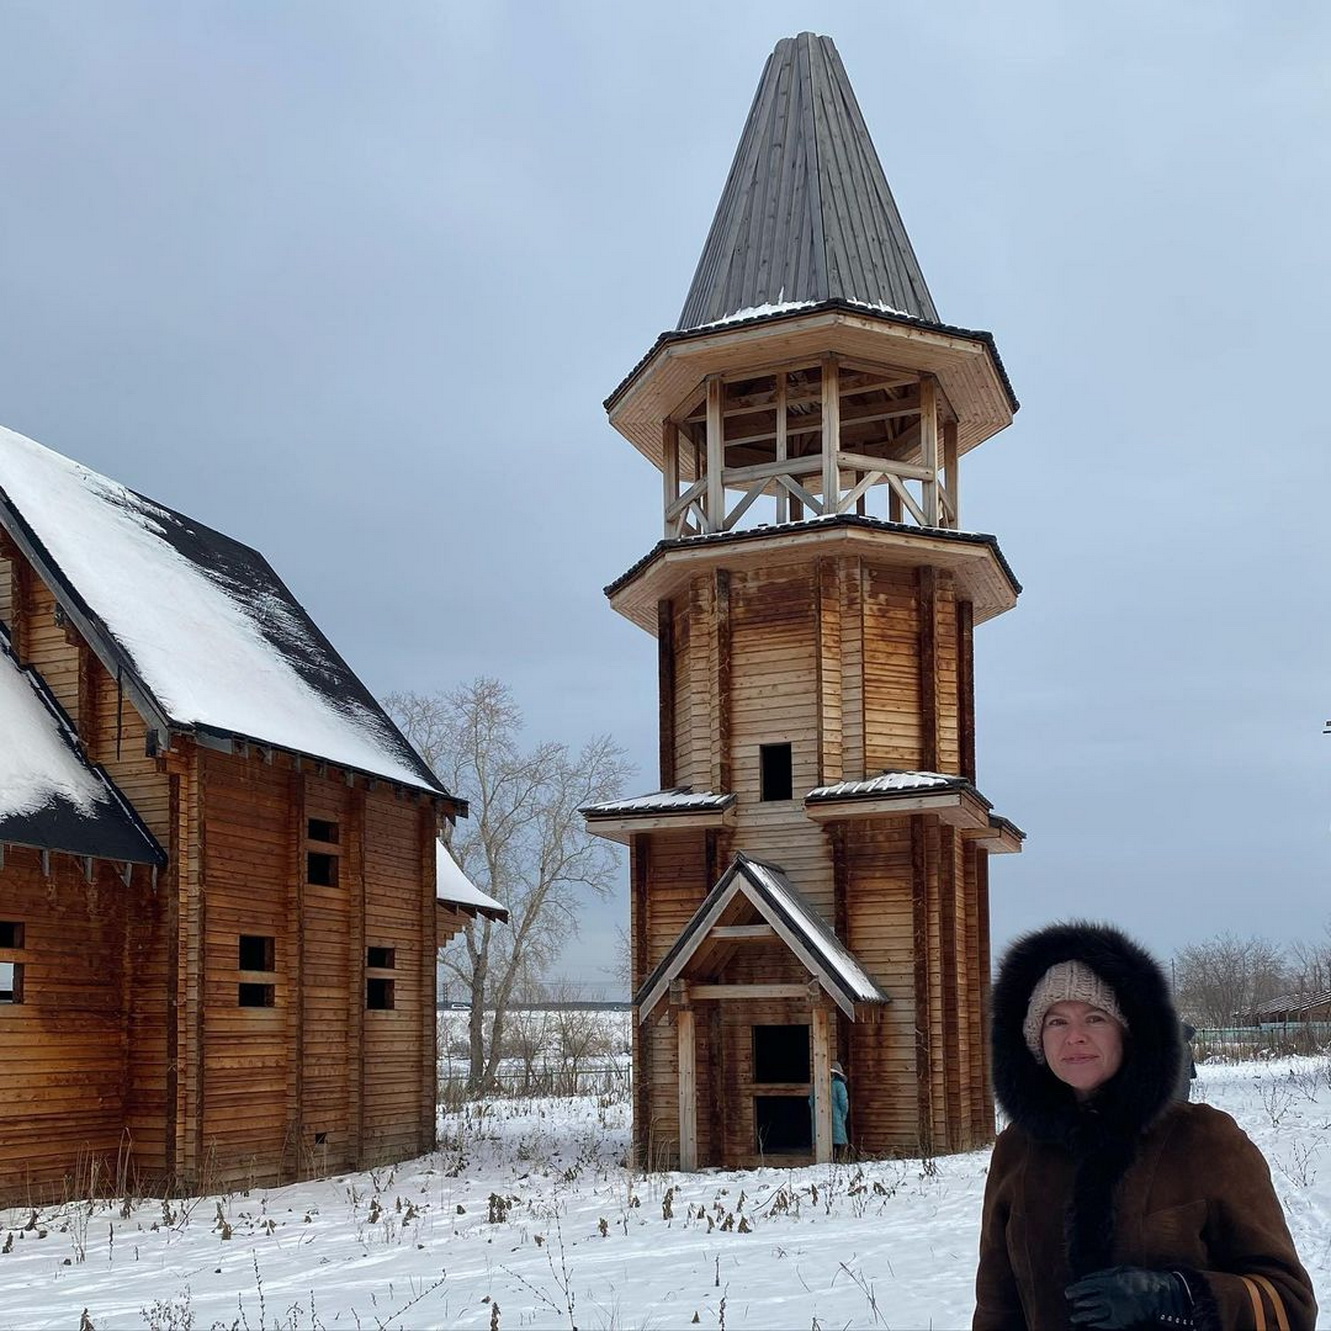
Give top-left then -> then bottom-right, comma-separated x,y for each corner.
0,425 -> 445,794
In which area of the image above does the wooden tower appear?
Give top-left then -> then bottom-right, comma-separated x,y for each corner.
584,33 -> 1023,1169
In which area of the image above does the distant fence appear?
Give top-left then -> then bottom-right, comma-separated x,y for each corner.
438,1058 -> 631,1106
437,1005 -> 633,1105
1194,1024 -> 1331,1060
438,1001 -> 632,1013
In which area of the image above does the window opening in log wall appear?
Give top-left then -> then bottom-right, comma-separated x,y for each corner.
759,743 -> 793,802
752,1025 -> 813,1153
366,978 -> 395,1010
239,934 -> 274,971
307,818 -> 338,844
238,934 -> 276,1007
0,922 -> 25,1004
752,1023 -> 810,1082
754,1096 -> 812,1153
306,819 -> 340,887
307,851 -> 338,887
366,946 -> 395,969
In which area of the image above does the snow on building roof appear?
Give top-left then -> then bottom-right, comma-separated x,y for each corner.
806,770 -> 969,801
0,425 -> 445,794
436,840 -> 508,922
0,628 -> 163,864
582,788 -> 736,817
635,852 -> 888,1023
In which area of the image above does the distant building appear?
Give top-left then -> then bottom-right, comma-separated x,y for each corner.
0,426 -> 493,1204
1238,989 -> 1331,1027
584,34 -> 1024,1169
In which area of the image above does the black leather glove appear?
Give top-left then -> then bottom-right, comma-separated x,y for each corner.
1065,1266 -> 1191,1328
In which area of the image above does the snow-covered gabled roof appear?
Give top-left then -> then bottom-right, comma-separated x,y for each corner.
0,425 -> 447,794
635,852 -> 888,1023
0,629 -> 163,864
436,840 -> 508,923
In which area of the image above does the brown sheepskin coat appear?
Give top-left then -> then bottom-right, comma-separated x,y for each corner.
975,922 -> 1316,1331
974,1101 -> 1316,1329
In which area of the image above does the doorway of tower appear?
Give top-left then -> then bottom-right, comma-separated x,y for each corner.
752,1023 -> 812,1155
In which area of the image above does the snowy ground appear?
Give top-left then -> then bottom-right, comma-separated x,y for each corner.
2,1058 -> 1328,1330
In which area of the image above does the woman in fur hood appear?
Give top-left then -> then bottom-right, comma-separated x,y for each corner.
973,921 -> 1315,1330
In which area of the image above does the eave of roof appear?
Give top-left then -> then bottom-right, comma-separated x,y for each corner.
603,513 -> 1022,604
582,788 -> 737,817
436,841 -> 508,923
604,298 -> 1019,418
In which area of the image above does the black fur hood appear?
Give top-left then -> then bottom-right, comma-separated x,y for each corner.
992,921 -> 1183,1146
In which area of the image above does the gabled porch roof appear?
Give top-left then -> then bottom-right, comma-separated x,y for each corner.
635,852 -> 888,1024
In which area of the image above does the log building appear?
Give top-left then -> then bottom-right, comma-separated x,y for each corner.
0,426 -> 501,1205
584,33 -> 1024,1169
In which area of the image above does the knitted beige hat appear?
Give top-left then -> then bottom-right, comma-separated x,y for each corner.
1022,960 -> 1128,1063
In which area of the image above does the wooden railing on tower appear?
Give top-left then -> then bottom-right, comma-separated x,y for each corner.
663,360 -> 961,539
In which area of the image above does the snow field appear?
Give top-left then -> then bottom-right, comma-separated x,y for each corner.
0,1057 -> 1327,1330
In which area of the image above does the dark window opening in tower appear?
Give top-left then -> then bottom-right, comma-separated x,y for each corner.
752,1022 -> 810,1083
760,743 -> 793,801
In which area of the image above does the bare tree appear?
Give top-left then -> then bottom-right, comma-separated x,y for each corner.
1286,917 -> 1331,1002
387,678 -> 630,1091
1171,932 -> 1290,1028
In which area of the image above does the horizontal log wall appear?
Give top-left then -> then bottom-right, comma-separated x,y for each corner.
195,755 -> 438,1187
360,792 -> 434,1166
198,749 -> 289,1188
0,849 -> 157,1206
300,775 -> 355,1175
728,562 -> 834,915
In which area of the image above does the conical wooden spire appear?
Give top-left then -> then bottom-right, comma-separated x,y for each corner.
677,33 -> 938,331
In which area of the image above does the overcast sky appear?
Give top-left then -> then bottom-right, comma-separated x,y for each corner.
2,2 -> 1328,992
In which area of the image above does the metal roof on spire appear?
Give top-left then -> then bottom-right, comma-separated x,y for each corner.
677,33 -> 939,332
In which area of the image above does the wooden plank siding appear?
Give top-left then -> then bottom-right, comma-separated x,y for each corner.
0,848 -> 156,1204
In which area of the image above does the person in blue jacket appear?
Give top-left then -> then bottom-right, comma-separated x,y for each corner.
810,1060 -> 851,1159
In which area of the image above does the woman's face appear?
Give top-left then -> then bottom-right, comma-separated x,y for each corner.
1040,999 -> 1124,1099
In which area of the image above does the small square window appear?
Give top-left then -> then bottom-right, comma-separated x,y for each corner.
0,921 -> 24,949
307,852 -> 338,886
238,982 -> 275,1008
366,946 -> 396,970
759,743 -> 793,802
366,977 -> 395,1010
0,961 -> 23,1005
307,819 -> 339,844
238,935 -> 275,971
